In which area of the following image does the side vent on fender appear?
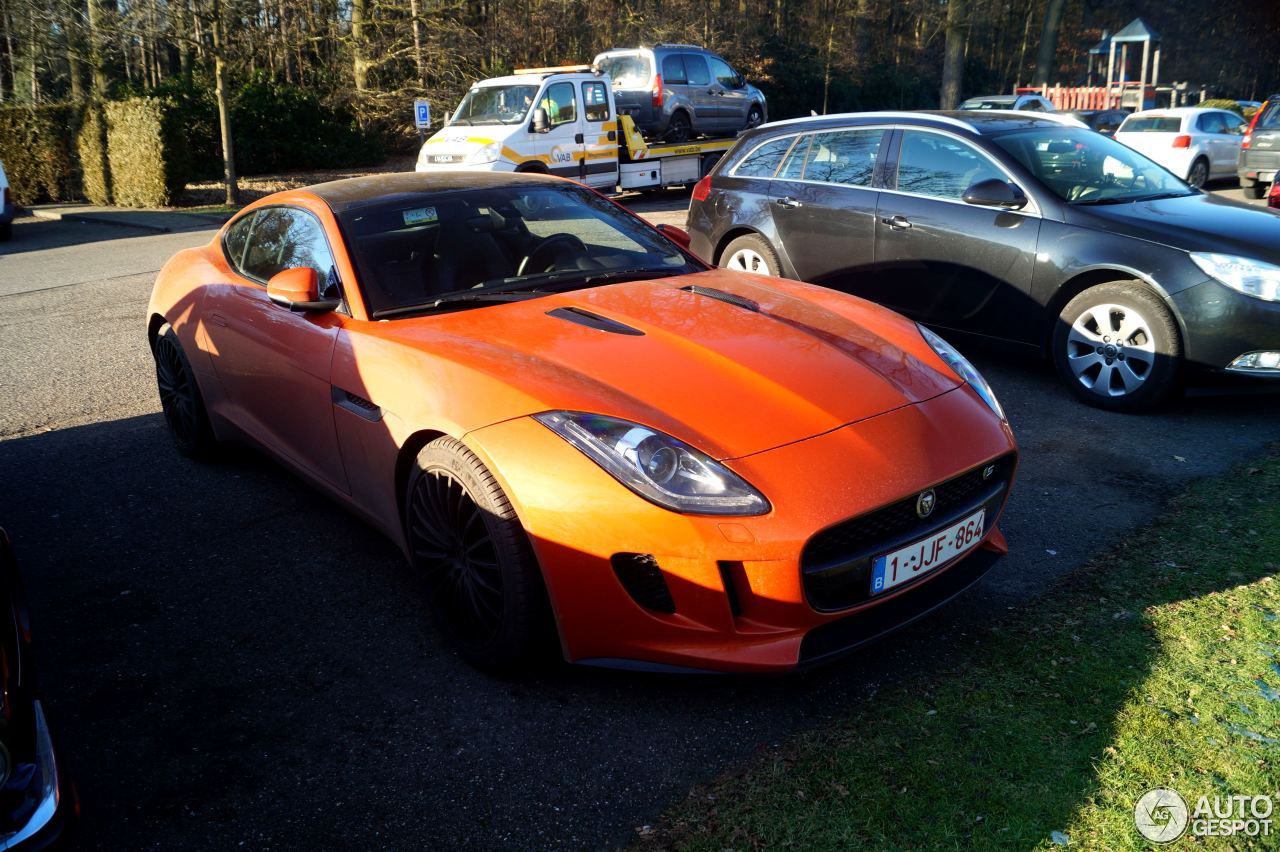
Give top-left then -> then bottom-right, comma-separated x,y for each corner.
331,386 -> 383,422
681,285 -> 759,312
547,307 -> 644,336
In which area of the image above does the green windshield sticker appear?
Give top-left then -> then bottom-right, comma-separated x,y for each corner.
403,207 -> 438,226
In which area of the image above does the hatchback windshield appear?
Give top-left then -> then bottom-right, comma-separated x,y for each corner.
992,128 -> 1195,205
595,53 -> 652,88
339,183 -> 698,317
450,84 -> 538,126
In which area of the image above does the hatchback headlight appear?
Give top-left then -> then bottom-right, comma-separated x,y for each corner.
534,411 -> 769,515
466,142 -> 502,165
919,325 -> 1006,421
1190,252 -> 1280,302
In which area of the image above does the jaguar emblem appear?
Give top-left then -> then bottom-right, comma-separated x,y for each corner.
916,489 -> 936,519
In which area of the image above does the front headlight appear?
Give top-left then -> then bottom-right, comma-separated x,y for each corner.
1190,252 -> 1280,302
466,142 -> 502,165
533,411 -> 770,516
918,325 -> 1006,421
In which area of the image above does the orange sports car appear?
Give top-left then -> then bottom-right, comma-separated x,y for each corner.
146,172 -> 1017,673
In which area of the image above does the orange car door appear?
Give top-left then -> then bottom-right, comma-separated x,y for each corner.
204,206 -> 350,492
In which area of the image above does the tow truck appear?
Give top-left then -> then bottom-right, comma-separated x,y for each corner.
414,65 -> 738,192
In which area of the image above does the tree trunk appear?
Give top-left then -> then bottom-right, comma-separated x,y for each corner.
86,0 -> 108,96
939,0 -> 966,109
211,0 -> 239,205
1032,0 -> 1067,86
351,0 -> 368,90
409,0 -> 424,87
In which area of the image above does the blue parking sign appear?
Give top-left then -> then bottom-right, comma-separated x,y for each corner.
414,99 -> 431,129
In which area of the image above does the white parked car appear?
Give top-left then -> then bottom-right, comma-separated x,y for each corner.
0,159 -> 12,241
1114,107 -> 1246,187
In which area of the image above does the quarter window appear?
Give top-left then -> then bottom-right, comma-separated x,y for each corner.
661,55 -> 687,85
800,129 -> 883,187
239,207 -> 338,289
778,136 -> 812,180
732,136 -> 795,178
582,81 -> 609,122
222,213 -> 254,271
542,82 -> 577,126
895,131 -> 1006,200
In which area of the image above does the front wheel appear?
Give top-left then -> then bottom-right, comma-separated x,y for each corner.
719,233 -> 781,277
1187,158 -> 1209,188
744,104 -> 764,131
1052,282 -> 1181,412
405,437 -> 552,670
153,323 -> 216,457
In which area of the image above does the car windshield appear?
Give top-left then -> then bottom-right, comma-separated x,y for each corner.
450,84 -> 538,126
992,128 -> 1195,205
595,53 -> 652,88
1117,116 -> 1182,133
960,99 -> 1015,110
338,183 -> 699,317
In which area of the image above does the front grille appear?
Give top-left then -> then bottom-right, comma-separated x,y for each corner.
801,453 -> 1015,611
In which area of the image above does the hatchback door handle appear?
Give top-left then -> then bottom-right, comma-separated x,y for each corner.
775,196 -> 802,209
881,215 -> 912,230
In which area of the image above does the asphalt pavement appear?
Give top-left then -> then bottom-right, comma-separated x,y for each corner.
0,188 -> 1278,849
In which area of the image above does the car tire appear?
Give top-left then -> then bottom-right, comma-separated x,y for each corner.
152,322 -> 217,458
1187,157 -> 1209,188
719,233 -> 781,277
1052,282 -> 1181,413
405,436 -> 552,671
0,221 -> 10,241
744,104 -> 764,131
1243,180 -> 1267,199
664,111 -> 692,144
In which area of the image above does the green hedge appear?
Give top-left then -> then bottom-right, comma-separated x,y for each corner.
104,98 -> 190,207
0,104 -> 80,205
1199,98 -> 1245,116
77,103 -> 111,205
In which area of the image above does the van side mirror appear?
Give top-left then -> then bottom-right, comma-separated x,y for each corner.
962,178 -> 1028,210
531,107 -> 549,133
267,267 -> 340,312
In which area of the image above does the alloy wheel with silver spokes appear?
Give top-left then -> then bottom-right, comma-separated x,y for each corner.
1064,302 -> 1157,397
725,248 -> 770,274
718,234 -> 780,278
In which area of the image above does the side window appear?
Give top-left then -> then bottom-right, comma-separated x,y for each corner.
684,54 -> 711,87
895,131 -> 1006,199
778,135 -> 812,180
222,212 -> 256,272
1195,113 -> 1219,133
1225,114 -> 1246,134
542,82 -> 577,126
661,54 -> 687,85
582,81 -> 609,122
732,136 -> 795,178
1022,99 -> 1046,112
801,129 -> 883,187
708,56 -> 737,88
240,207 -> 338,287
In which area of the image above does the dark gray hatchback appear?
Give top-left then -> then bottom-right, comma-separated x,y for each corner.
687,111 -> 1280,411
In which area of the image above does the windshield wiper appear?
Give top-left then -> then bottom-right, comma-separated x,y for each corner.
541,266 -> 687,289
1070,196 -> 1136,206
1131,191 -> 1196,202
372,289 -> 544,319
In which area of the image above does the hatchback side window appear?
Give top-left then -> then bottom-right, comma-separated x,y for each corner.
708,56 -> 737,88
582,81 -> 610,122
731,136 -> 795,178
1196,113 -> 1221,134
240,207 -> 338,290
222,212 -> 256,272
896,131 -> 1006,200
542,82 -> 577,126
661,54 -> 687,85
684,54 -> 711,87
1222,113 -> 1246,135
802,129 -> 883,187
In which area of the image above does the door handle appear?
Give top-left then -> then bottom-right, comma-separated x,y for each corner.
775,196 -> 803,209
881,215 -> 912,230
574,132 -> 584,144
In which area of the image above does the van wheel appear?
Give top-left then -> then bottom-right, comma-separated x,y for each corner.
664,112 -> 692,144
745,104 -> 764,130
720,234 -> 781,277
1052,282 -> 1181,412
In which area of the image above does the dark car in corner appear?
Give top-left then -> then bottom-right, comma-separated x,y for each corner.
0,529 -> 70,847
687,111 -> 1280,411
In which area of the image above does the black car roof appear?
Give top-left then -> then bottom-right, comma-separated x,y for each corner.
738,110 -> 1074,145
305,171 -> 565,214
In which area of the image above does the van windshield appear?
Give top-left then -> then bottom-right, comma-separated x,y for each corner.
451,84 -> 538,126
595,53 -> 652,88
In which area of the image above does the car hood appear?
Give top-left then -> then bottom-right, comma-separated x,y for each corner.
1069,193 -> 1280,263
375,270 -> 963,460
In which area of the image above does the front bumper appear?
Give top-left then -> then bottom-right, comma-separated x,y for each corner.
1171,278 -> 1280,377
467,385 -> 1017,673
1,701 -> 69,849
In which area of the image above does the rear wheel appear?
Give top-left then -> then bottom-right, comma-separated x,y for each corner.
153,323 -> 216,457
664,112 -> 692,144
1187,157 -> 1209,188
405,437 -> 551,670
1243,180 -> 1267,200
1052,282 -> 1181,412
719,233 -> 781,277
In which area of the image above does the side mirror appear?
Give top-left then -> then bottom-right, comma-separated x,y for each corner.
656,223 -> 692,250
531,107 -> 549,133
962,178 -> 1028,210
734,73 -> 746,89
267,267 -> 339,312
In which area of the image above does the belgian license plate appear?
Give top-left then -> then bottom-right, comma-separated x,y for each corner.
870,510 -> 985,596
430,155 -> 458,164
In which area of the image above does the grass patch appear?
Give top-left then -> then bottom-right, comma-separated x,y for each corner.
647,452 -> 1280,850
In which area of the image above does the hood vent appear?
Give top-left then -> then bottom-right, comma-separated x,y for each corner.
682,284 -> 759,313
546,306 -> 644,336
